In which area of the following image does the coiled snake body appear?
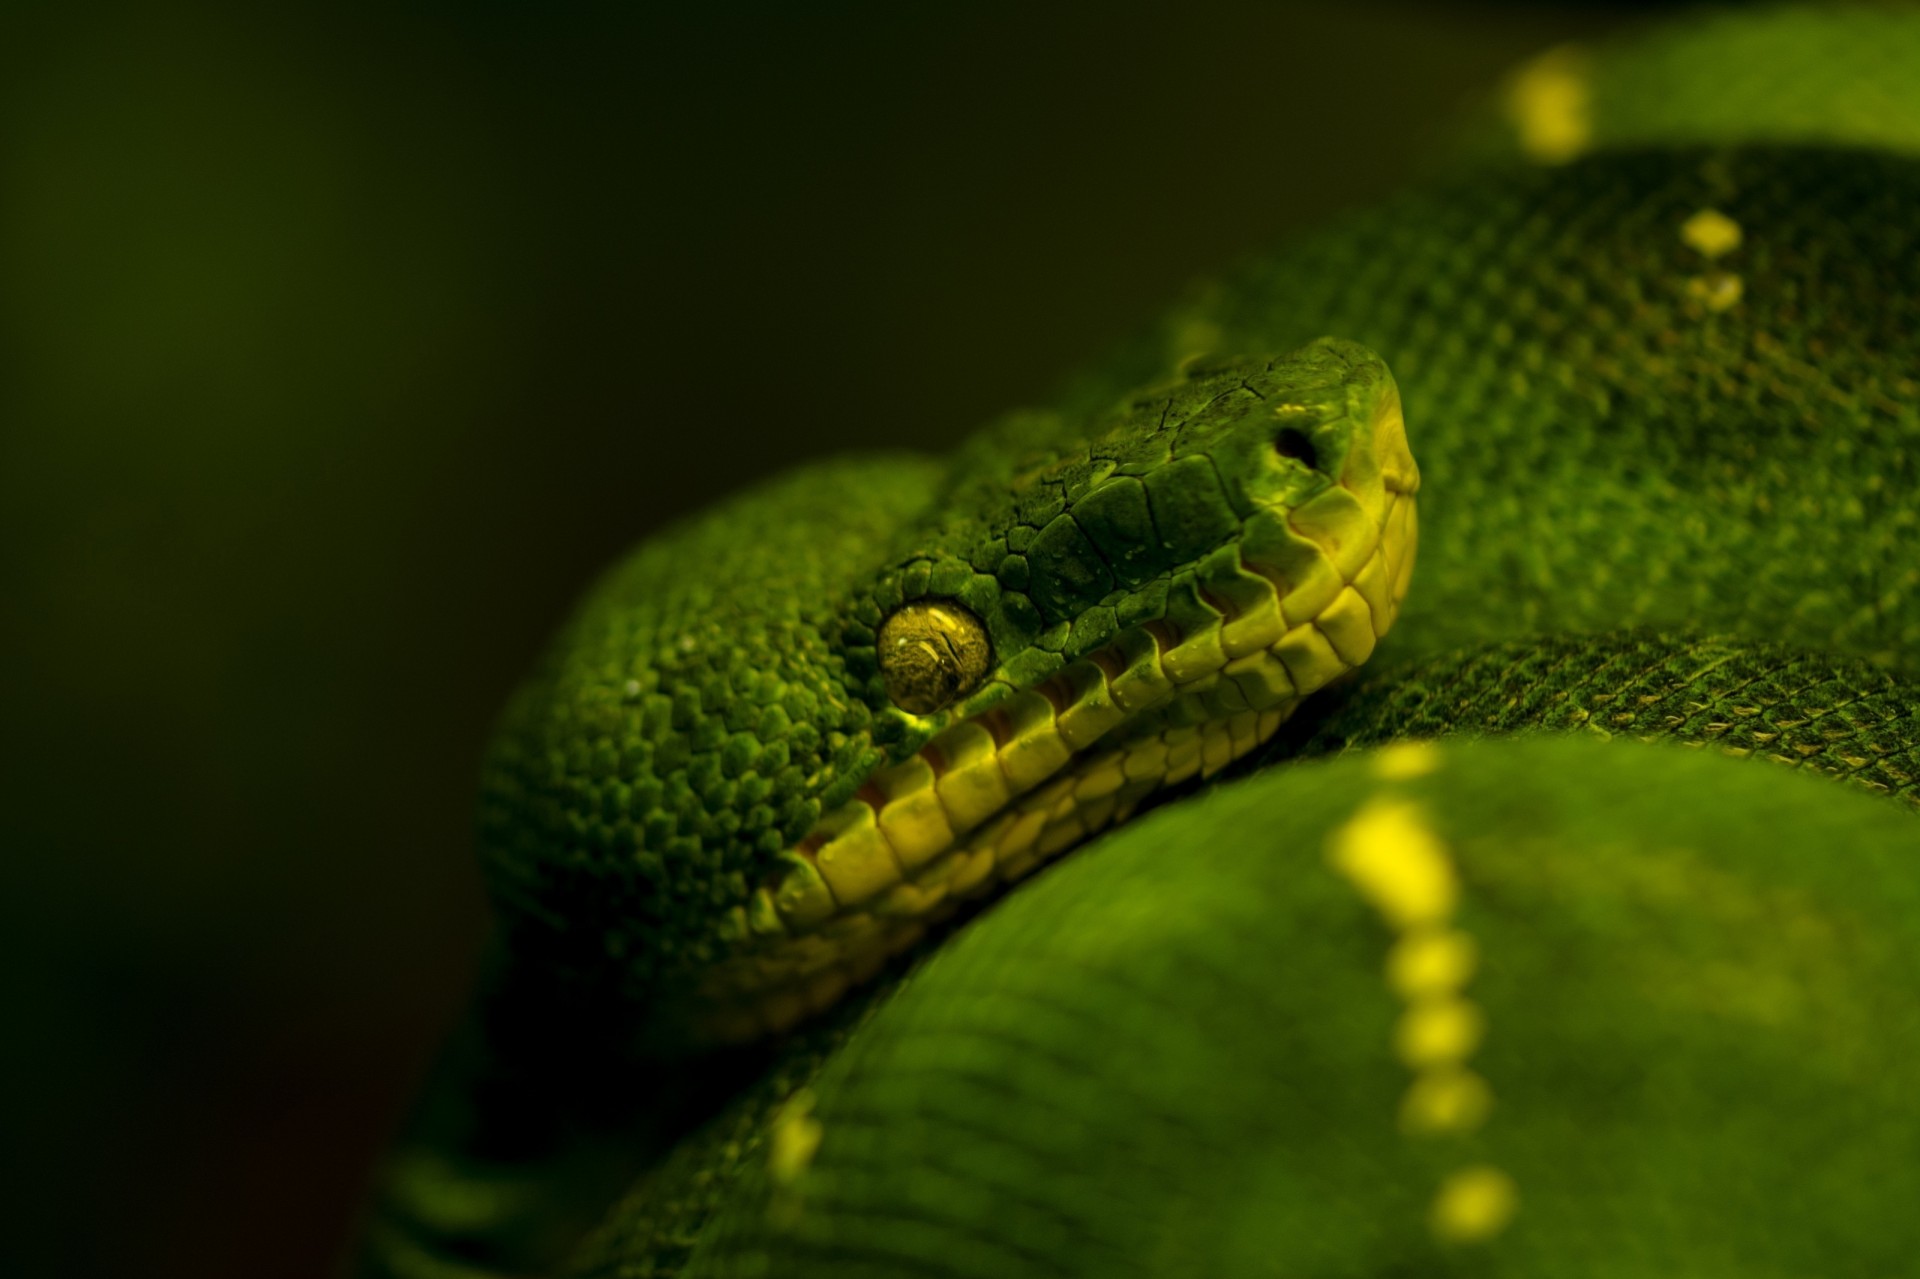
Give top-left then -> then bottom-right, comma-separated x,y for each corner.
356,7 -> 1920,1276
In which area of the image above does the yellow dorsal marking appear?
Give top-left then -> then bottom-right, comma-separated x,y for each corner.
1680,208 -> 1742,258
1386,927 -> 1477,1000
1372,739 -> 1442,780
1394,996 -> 1486,1070
1328,773 -> 1517,1243
1398,1066 -> 1493,1136
1506,45 -> 1591,164
1430,1165 -> 1519,1244
1325,798 -> 1457,929
1686,272 -> 1744,312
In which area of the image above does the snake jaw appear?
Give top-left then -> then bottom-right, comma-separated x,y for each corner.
684,379 -> 1422,1045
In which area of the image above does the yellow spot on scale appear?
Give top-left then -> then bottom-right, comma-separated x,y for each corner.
1686,272 -> 1744,312
1505,45 -> 1591,164
1429,1165 -> 1519,1244
1393,996 -> 1486,1070
1399,1067 -> 1493,1136
767,1089 -> 823,1185
1680,208 -> 1742,258
1386,927 -> 1477,1000
1371,740 -> 1442,781
1325,798 -> 1456,930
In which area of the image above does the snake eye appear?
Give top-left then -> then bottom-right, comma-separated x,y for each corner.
877,600 -> 992,715
1275,427 -> 1319,470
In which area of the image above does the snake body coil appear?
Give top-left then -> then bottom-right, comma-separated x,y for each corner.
355,7 -> 1920,1277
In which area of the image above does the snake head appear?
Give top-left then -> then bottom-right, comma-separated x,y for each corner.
478,337 -> 1417,1049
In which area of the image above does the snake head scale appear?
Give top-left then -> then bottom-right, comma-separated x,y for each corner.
477,336 -> 1418,1047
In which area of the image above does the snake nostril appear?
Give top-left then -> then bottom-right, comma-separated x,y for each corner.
1275,428 -> 1318,470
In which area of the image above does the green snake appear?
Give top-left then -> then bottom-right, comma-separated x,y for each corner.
353,6 -> 1920,1275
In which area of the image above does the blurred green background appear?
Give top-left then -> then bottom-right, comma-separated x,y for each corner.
1,2 -> 1660,1274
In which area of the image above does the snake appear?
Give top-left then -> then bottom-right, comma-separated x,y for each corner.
351,5 -> 1920,1276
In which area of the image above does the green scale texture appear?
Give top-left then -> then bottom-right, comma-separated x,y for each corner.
564,635 -> 1920,1279
1275,628 -> 1920,807
667,736 -> 1920,1279
1066,145 -> 1920,670
479,342 -> 1389,1003
354,7 -> 1920,1278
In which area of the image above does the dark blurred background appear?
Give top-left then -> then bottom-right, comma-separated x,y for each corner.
1,2 -> 1659,1274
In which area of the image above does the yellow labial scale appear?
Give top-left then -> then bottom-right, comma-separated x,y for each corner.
1152,722 -> 1198,752
1203,671 -> 1252,715
930,722 -> 1013,832
1278,549 -> 1343,630
818,910 -> 886,944
1275,621 -> 1348,696
1224,649 -> 1297,712
1121,737 -> 1171,783
771,853 -> 839,931
1399,1067 -> 1493,1136
1287,486 -> 1374,580
876,774 -> 956,874
1110,771 -> 1156,805
1387,927 -> 1478,999
1002,815 -> 1084,882
874,875 -> 948,919
1226,709 -> 1262,757
1430,1165 -> 1518,1245
1326,798 -> 1457,931
1055,661 -> 1128,751
996,691 -> 1074,791
1165,675 -> 1217,714
1351,550 -> 1394,640
1163,625 -> 1229,685
1317,586 -> 1378,666
866,751 -> 928,802
905,847 -> 961,892
1037,811 -> 1086,857
1034,771 -> 1076,804
946,843 -> 1000,897
1219,583 -> 1287,659
1256,706 -> 1286,740
812,803 -> 904,909
1390,500 -> 1419,606
1394,996 -> 1487,1070
1075,789 -> 1122,838
1163,727 -> 1203,783
746,887 -> 790,940
1072,753 -> 1128,802
994,806 -> 1049,864
994,851 -> 1037,886
1199,723 -> 1237,778
1107,628 -> 1176,712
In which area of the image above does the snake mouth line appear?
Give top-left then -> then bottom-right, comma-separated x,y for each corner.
692,482 -> 1418,1044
